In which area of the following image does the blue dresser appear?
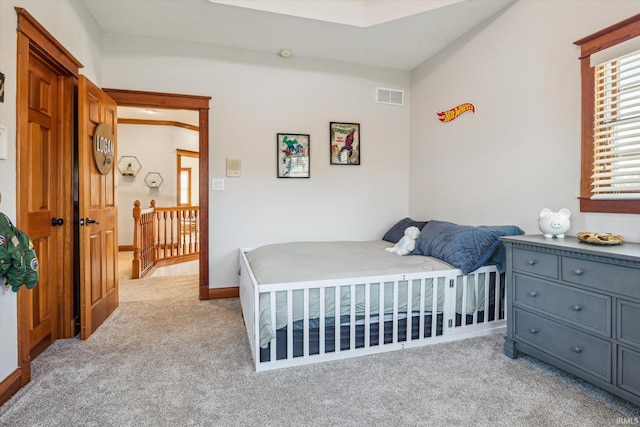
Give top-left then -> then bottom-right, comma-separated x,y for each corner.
502,235 -> 640,407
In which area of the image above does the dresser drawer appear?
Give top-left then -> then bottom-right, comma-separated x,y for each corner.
514,274 -> 611,336
562,257 -> 640,299
618,299 -> 640,348
512,248 -> 558,278
618,346 -> 640,398
514,309 -> 611,381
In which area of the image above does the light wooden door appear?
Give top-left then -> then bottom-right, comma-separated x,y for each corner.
78,76 -> 119,340
19,51 -> 63,358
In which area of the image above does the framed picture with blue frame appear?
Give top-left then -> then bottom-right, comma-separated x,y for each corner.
277,133 -> 310,178
330,122 -> 360,165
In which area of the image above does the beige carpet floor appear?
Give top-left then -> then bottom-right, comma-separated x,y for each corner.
119,251 -> 134,281
0,271 -> 639,426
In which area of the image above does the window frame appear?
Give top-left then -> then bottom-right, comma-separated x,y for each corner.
574,13 -> 640,214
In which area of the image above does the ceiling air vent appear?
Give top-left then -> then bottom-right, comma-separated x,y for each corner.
376,87 -> 404,106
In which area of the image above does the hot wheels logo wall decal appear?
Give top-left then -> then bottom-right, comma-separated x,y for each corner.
437,103 -> 475,122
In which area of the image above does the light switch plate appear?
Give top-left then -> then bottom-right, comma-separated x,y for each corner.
0,125 -> 7,159
212,178 -> 225,191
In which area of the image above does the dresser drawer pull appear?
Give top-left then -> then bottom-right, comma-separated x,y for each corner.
573,346 -> 582,353
529,291 -> 538,297
573,268 -> 584,276
572,305 -> 582,311
527,260 -> 536,266
529,328 -> 538,334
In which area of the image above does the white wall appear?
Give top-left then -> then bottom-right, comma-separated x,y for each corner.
409,0 -> 640,241
0,0 -> 103,389
117,124 -> 199,246
102,35 -> 412,288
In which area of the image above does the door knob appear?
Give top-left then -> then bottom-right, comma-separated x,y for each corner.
51,217 -> 64,226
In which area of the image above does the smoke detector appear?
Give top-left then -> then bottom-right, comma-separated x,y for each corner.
279,48 -> 292,58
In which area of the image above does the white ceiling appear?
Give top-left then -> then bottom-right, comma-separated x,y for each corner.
82,0 -> 514,71
88,0 -> 514,121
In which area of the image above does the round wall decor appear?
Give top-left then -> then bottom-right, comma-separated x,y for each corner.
93,123 -> 115,175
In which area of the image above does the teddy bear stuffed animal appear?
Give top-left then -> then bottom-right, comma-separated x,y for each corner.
385,226 -> 420,256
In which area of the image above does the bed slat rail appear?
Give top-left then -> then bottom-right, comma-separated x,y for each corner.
449,268 -> 505,334
239,249 -> 505,371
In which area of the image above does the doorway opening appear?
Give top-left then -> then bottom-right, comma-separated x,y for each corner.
116,108 -> 200,280
103,89 -> 211,300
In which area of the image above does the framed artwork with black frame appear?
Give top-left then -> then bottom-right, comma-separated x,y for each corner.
330,122 -> 360,165
277,133 -> 310,178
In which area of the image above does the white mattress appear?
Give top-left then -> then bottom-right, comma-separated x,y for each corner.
245,240 -> 454,284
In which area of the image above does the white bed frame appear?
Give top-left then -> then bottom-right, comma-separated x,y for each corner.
239,248 -> 506,371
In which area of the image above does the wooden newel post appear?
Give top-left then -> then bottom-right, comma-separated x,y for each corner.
132,200 -> 142,279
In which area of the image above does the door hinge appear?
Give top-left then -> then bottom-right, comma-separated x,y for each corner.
449,279 -> 454,288
448,319 -> 453,328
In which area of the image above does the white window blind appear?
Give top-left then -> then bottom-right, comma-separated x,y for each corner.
591,48 -> 640,199
590,36 -> 640,67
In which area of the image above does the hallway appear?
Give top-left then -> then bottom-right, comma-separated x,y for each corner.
119,251 -> 199,281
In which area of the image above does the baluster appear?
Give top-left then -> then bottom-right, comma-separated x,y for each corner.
132,200 -> 142,279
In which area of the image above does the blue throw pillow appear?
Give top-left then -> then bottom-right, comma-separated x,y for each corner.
479,225 -> 525,273
382,218 -> 428,243
415,220 -> 505,274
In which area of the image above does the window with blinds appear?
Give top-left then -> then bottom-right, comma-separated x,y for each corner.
591,49 -> 640,199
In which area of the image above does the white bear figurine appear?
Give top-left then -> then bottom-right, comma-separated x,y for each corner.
538,208 -> 571,239
385,226 -> 420,255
